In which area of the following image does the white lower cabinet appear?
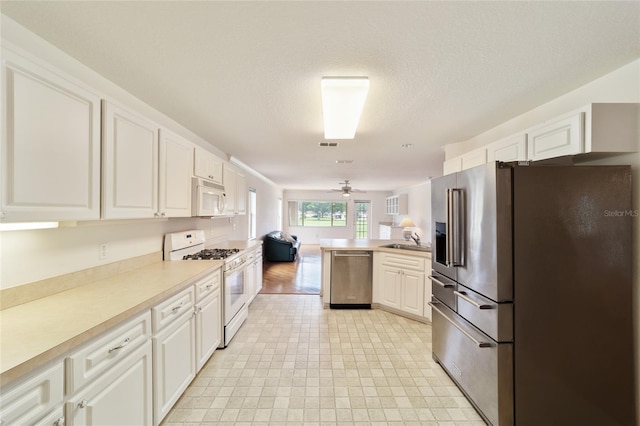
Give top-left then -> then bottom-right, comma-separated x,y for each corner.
255,250 -> 263,295
377,252 -> 426,319
35,407 -> 66,426
0,362 -> 64,425
66,341 -> 153,426
195,272 -> 221,372
152,287 -> 196,425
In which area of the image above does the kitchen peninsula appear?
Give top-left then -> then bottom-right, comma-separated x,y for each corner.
319,239 -> 432,323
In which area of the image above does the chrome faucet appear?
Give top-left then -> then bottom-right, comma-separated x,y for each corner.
410,233 -> 421,246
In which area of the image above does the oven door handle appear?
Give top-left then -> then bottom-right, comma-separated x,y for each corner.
429,301 -> 494,348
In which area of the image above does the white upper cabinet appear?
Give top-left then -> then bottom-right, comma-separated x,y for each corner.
460,147 -> 487,170
159,129 -> 193,218
1,49 -> 101,222
442,157 -> 462,175
236,171 -> 247,215
102,101 -> 159,219
486,134 -> 527,163
385,194 -> 408,215
193,146 -> 223,184
527,103 -> 639,161
527,111 -> 583,161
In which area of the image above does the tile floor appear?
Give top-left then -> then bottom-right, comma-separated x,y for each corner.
162,294 -> 486,425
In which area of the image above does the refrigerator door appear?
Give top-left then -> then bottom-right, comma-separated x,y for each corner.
430,172 -> 458,281
455,163 -> 513,303
513,165 -> 635,425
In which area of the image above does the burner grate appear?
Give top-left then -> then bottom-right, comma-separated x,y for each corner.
182,248 -> 240,260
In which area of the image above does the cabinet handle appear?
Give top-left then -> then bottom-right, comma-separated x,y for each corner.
108,337 -> 131,353
206,284 -> 213,290
171,301 -> 184,313
161,212 -> 166,217
78,399 -> 89,409
53,416 -> 65,426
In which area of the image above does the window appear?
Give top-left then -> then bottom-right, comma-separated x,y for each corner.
248,188 -> 257,240
354,200 -> 370,239
288,201 -> 347,227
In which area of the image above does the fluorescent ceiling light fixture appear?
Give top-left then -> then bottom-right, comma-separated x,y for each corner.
0,221 -> 59,231
321,77 -> 369,139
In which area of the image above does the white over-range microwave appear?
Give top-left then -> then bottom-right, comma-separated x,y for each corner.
192,177 -> 227,217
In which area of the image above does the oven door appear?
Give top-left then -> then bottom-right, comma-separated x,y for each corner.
224,265 -> 247,325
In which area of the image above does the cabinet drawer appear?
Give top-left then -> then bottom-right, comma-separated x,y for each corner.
152,286 -> 195,333
380,252 -> 425,271
194,270 -> 221,302
0,362 -> 64,426
66,311 -> 151,393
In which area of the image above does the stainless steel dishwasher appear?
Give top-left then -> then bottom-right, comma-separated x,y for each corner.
330,250 -> 373,308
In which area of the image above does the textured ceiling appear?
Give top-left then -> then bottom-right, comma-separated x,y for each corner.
1,1 -> 639,191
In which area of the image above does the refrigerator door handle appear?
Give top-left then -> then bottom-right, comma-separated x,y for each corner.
429,301 -> 494,348
447,188 -> 464,267
428,275 -> 454,288
453,290 -> 494,310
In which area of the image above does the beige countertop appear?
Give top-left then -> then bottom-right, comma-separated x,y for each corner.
0,239 -> 262,386
319,239 -> 431,258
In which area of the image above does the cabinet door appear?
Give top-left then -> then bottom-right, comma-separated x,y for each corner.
193,147 -> 223,184
442,157 -> 462,176
1,50 -> 101,222
245,259 -> 256,305
380,267 -> 401,309
102,101 -> 158,219
34,406 -> 65,426
255,254 -> 263,295
195,290 -> 221,371
486,134 -> 527,163
153,311 -> 196,424
236,171 -> 247,215
159,129 -> 193,218
527,112 -> 584,161
0,362 -> 64,425
460,148 -> 487,171
401,271 -> 425,316
223,164 -> 237,214
66,341 -> 152,426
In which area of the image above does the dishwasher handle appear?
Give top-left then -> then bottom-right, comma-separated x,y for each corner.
333,252 -> 372,257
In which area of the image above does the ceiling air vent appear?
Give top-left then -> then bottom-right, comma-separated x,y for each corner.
335,160 -> 353,164
318,142 -> 339,148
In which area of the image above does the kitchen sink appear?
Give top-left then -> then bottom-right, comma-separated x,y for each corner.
379,243 -> 431,253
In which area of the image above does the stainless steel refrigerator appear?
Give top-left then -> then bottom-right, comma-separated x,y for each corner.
429,162 -> 634,426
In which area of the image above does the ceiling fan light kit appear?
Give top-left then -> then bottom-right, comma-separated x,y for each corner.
321,77 -> 369,139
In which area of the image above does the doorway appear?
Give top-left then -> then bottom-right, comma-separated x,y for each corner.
354,200 -> 370,239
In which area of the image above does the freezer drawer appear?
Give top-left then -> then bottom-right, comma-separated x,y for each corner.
430,298 -> 513,426
428,271 -> 456,311
455,284 -> 513,343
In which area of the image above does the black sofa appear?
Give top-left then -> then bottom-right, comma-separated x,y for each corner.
263,231 -> 301,262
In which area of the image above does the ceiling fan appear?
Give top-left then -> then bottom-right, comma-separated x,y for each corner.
330,180 -> 366,198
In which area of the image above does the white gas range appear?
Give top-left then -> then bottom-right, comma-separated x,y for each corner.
164,230 -> 248,348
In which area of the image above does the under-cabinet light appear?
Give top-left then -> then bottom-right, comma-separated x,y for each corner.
321,77 -> 369,139
0,221 -> 59,231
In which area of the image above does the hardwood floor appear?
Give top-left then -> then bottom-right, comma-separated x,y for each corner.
260,244 -> 321,294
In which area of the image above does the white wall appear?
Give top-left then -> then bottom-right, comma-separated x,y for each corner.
283,190 -> 390,244
443,57 -> 640,423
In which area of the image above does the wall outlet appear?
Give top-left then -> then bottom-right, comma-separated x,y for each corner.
99,243 -> 108,260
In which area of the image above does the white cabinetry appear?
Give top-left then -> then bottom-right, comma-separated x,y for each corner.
460,147 -> 487,170
102,101 -> 159,219
377,252 -> 427,318
194,271 -> 221,371
0,362 -> 65,425
66,342 -> 153,426
385,194 -> 408,215
246,246 -> 263,305
152,286 -> 196,425
486,134 -> 527,163
223,163 -> 247,215
255,247 -> 263,296
194,146 -> 223,184
159,130 -> 194,218
379,224 -> 404,240
527,103 -> 639,161
1,49 -> 101,222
